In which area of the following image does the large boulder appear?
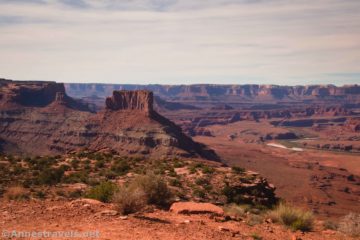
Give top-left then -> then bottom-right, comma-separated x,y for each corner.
170,202 -> 224,215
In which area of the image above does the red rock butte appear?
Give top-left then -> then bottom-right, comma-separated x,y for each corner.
105,90 -> 153,112
0,78 -> 219,160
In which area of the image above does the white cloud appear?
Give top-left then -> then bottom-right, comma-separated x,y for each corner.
0,0 -> 359,85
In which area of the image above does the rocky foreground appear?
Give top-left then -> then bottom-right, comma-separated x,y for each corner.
0,199 -> 348,240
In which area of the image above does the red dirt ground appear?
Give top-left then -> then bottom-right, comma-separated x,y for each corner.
0,199 -> 350,240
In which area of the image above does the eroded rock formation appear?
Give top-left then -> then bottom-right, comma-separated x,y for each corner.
105,90 -> 153,112
0,79 -> 218,160
65,83 -> 360,103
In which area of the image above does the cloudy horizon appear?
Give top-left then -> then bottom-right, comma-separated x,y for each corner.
0,0 -> 359,86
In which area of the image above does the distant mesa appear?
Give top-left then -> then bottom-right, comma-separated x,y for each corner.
65,83 -> 360,103
0,78 -> 90,111
0,78 -> 219,160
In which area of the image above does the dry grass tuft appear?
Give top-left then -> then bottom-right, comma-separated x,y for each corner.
267,203 -> 314,232
5,186 -> 29,201
112,186 -> 147,215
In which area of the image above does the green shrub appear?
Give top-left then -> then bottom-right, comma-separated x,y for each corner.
34,190 -> 46,199
251,233 -> 263,240
222,183 -> 247,204
111,160 -> 130,176
168,168 -> 177,177
189,166 -> 197,174
232,166 -> 245,174
338,213 -> 360,237
193,188 -> 206,198
173,160 -> 185,168
323,220 -> 338,230
169,178 -> 182,187
223,204 -> 246,218
95,160 -> 105,168
267,203 -> 314,232
201,165 -> 215,174
130,173 -> 173,207
70,159 -> 80,170
64,171 -> 89,183
112,186 -> 146,215
195,177 -> 209,186
12,164 -> 25,175
37,167 -> 65,185
86,181 -> 118,203
69,189 -> 82,198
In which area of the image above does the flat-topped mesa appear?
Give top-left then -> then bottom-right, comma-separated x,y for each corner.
105,90 -> 154,113
0,79 -> 67,107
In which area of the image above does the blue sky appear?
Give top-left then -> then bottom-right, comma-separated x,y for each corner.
0,0 -> 359,85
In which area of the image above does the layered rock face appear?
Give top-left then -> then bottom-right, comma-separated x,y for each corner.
65,83 -> 360,103
0,78 -> 90,111
105,90 -> 153,112
0,79 -> 218,160
0,79 -> 66,107
345,118 -> 360,132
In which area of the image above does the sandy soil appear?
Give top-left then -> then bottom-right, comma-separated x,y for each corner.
0,199 -> 350,240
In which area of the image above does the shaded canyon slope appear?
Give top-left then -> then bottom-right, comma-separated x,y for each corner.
0,78 -> 218,160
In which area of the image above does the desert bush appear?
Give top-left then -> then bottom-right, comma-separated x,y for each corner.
189,166 -> 197,174
169,178 -> 182,187
37,167 -> 65,185
86,181 -> 118,203
195,177 -> 210,186
223,204 -> 246,218
201,165 -> 215,174
232,166 -> 245,174
111,160 -> 130,176
70,159 -> 80,170
130,173 -> 173,207
267,203 -> 314,232
12,164 -> 25,175
112,186 -> 146,215
193,188 -> 206,198
69,189 -> 82,199
323,220 -> 338,230
34,190 -> 46,199
95,160 -> 105,169
173,160 -> 185,168
168,168 -> 177,177
5,186 -> 29,200
251,233 -> 263,240
222,183 -> 249,204
338,212 -> 360,237
64,171 -> 89,183
247,214 -> 264,226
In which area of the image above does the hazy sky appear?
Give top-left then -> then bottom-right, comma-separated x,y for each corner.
0,0 -> 359,85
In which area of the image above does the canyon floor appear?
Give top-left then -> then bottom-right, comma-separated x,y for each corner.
194,120 -> 360,219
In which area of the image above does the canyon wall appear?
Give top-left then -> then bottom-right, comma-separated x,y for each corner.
65,83 -> 360,103
0,79 -> 218,160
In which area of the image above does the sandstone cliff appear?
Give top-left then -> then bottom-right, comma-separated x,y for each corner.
0,79 -> 218,160
65,83 -> 360,104
105,90 -> 153,112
